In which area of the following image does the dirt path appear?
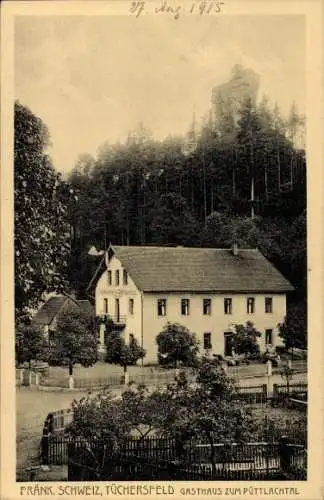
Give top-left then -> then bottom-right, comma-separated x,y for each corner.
16,387 -> 88,480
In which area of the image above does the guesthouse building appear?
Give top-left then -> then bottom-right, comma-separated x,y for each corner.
95,245 -> 293,363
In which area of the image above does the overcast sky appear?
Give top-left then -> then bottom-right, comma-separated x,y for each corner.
15,15 -> 305,174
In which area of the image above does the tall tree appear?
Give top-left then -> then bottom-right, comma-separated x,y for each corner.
14,101 -> 70,317
147,193 -> 199,246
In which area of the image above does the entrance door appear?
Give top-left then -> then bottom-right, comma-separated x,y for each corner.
115,298 -> 120,322
224,332 -> 233,356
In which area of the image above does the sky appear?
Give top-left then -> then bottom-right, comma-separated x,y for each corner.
14,15 -> 305,174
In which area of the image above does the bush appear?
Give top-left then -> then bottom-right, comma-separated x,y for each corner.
156,323 -> 199,368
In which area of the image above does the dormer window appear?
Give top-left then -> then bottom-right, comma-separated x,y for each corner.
115,270 -> 120,286
123,269 -> 128,285
107,270 -> 112,286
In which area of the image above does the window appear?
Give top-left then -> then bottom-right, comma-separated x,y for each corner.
123,269 -> 128,286
129,298 -> 134,315
107,270 -> 112,286
115,270 -> 120,286
203,298 -> 212,315
224,298 -> 232,315
265,329 -> 273,345
181,299 -> 190,316
129,333 -> 135,346
203,332 -> 212,350
247,297 -> 255,314
103,298 -> 108,315
265,297 -> 273,313
157,299 -> 167,316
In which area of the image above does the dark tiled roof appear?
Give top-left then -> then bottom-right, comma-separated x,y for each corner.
110,246 -> 294,293
32,296 -> 67,326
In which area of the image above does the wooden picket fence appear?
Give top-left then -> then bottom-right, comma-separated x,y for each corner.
272,383 -> 307,405
64,436 -> 307,481
42,416 -> 307,469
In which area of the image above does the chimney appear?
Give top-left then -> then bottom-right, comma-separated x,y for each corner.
232,242 -> 238,256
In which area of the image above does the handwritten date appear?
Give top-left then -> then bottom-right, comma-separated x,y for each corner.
129,0 -> 225,19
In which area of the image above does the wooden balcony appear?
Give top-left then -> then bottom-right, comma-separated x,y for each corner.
100,314 -> 126,329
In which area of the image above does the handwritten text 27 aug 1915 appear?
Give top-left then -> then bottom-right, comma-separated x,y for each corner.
129,0 -> 225,19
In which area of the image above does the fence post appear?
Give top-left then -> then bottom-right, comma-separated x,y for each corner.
262,384 -> 267,404
279,436 -> 292,477
41,432 -> 49,465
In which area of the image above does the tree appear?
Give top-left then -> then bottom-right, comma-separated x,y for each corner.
48,306 -> 98,386
279,362 -> 295,395
14,101 -> 71,318
156,323 -> 199,368
15,323 -> 48,368
147,193 -> 199,246
66,357 -> 256,476
278,302 -> 307,352
105,331 -> 146,378
152,357 -> 255,470
231,322 -> 262,361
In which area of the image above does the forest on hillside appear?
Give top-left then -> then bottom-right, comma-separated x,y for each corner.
14,66 -> 307,346
66,97 -> 306,304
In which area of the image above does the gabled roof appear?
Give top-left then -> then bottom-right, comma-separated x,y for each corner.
32,296 -> 68,326
109,245 -> 294,293
32,296 -> 94,326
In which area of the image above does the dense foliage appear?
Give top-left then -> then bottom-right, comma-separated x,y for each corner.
48,306 -> 98,376
66,357 -> 255,472
15,323 -> 48,367
156,323 -> 199,368
105,331 -> 146,373
67,94 -> 306,302
66,85 -> 306,353
231,322 -> 262,359
14,101 -> 71,318
278,302 -> 307,350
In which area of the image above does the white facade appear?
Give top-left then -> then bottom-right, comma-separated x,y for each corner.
95,255 -> 287,364
95,255 -> 143,346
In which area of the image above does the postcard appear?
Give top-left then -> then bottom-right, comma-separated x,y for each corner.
1,1 -> 323,499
